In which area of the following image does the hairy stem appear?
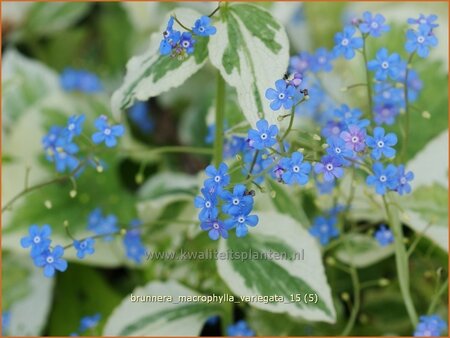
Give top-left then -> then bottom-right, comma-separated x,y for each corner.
214,71 -> 226,167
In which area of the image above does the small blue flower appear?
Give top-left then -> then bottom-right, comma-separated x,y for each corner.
366,127 -> 397,160
60,68 -> 79,91
2,311 -> 11,333
326,137 -> 353,165
20,224 -> 52,257
247,119 -> 278,150
129,102 -> 154,134
92,115 -> 125,148
195,187 -> 219,221
123,229 -> 147,264
314,155 -> 344,182
73,238 -> 95,259
374,82 -> 404,107
405,25 -> 438,58
60,68 -> 102,93
374,225 -> 394,246
192,15 -> 216,36
279,152 -> 311,185
160,17 -> 181,55
79,313 -> 101,332
200,219 -> 229,240
395,165 -> 414,195
367,48 -> 401,81
332,26 -> 363,60
224,136 -> 247,159
179,32 -> 196,55
265,79 -> 300,111
289,51 -> 312,75
220,184 -> 254,216
205,315 -> 220,326
333,104 -> 363,124
33,245 -> 68,278
340,125 -> 366,152
225,213 -> 259,238
322,120 -> 346,139
227,320 -> 255,336
359,12 -> 390,37
205,162 -> 230,189
87,209 -> 119,240
366,162 -> 398,195
65,115 -> 85,141
309,216 -> 339,245
414,314 -> 447,337
310,48 -> 334,72
374,102 -> 400,126
407,14 -> 439,29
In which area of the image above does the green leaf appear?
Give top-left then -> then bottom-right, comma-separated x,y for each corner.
335,234 -> 394,268
218,211 -> 336,322
103,280 -> 222,335
23,3 -> 91,37
111,8 -> 209,120
208,3 -> 289,127
4,254 -> 54,336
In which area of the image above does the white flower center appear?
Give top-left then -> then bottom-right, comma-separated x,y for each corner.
419,19 -> 427,24
232,198 -> 240,205
400,177 -> 407,184
104,128 -> 111,135
292,165 -> 300,173
238,216 -> 245,223
344,112 -> 352,119
332,126 -> 340,134
379,175 -> 387,182
341,38 -> 349,46
278,93 -> 285,100
335,147 -> 342,154
371,22 -> 379,29
68,123 -> 75,131
33,236 -> 41,244
351,136 -> 359,143
214,175 -> 221,182
417,36 -> 425,43
318,56 -> 326,64
46,256 -> 54,264
205,201 -> 211,208
381,61 -> 389,69
213,222 -> 220,230
199,27 -> 205,32
320,225 -> 328,233
182,41 -> 190,48
377,140 -> 385,148
260,133 -> 268,140
326,163 -> 334,171
80,241 -> 87,249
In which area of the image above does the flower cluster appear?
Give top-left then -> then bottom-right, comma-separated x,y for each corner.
122,219 -> 147,264
195,162 -> 259,240
160,15 -> 216,59
414,314 -> 447,337
42,114 -> 124,174
60,68 -> 102,93
406,15 -> 439,58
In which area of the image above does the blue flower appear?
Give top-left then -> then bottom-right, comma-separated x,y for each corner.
265,79 -> 300,110
367,48 -> 401,81
247,119 -> 278,150
2,311 -> 11,333
374,102 -> 400,125
310,48 -> 334,72
160,17 -> 181,55
123,228 -> 147,264
333,104 -> 363,124
20,224 -> 52,257
326,137 -> 353,165
397,62 -> 423,102
414,314 -> 447,337
42,128 -> 80,173
129,102 -> 154,134
79,313 -> 101,332
405,25 -> 438,58
200,219 -> 229,240
279,152 -> 311,185
179,32 -> 196,55
220,184 -> 254,216
359,12 -> 390,37
289,51 -> 312,75
322,120 -> 346,139
73,238 -> 95,259
374,225 -> 394,246
374,82 -> 404,107
192,15 -> 216,36
65,115 -> 85,141
332,26 -> 363,60
407,14 -> 439,29
309,216 -> 339,245
92,115 -> 125,148
340,124 -> 366,152
225,213 -> 259,238
195,187 -> 219,221
205,162 -> 230,189
60,68 -> 102,93
366,162 -> 398,195
227,320 -> 255,336
395,165 -> 414,195
33,245 -> 68,278
224,136 -> 247,159
205,315 -> 219,326
87,209 -> 119,240
366,127 -> 397,160
314,155 -> 344,182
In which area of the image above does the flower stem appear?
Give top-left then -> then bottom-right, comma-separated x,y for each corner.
214,71 -> 226,168
340,266 -> 361,336
123,146 -> 213,156
427,278 -> 448,315
362,35 -> 373,117
401,52 -> 415,162
382,195 -> 418,326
